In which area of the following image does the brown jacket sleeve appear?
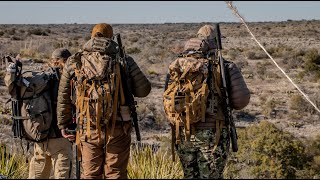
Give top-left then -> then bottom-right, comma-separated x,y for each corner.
126,55 -> 151,97
56,57 -> 76,129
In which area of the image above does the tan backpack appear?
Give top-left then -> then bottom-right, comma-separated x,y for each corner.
163,54 -> 211,143
71,38 -> 126,145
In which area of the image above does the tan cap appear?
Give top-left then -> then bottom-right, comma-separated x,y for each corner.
51,48 -> 71,60
91,23 -> 113,38
197,25 -> 215,40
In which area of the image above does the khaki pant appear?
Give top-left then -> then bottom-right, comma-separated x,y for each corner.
28,137 -> 72,179
80,122 -> 132,179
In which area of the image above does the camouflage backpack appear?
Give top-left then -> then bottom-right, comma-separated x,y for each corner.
70,36 -> 126,144
163,37 -> 224,143
4,58 -> 57,142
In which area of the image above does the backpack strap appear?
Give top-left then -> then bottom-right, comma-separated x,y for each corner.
108,62 -> 121,143
200,83 -> 209,122
185,96 -> 191,142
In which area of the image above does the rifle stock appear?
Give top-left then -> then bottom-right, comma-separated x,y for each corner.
214,24 -> 238,152
114,33 -> 141,141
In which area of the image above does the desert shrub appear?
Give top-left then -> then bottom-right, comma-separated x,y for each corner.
235,60 -> 248,71
11,36 -> 22,41
0,144 -> 28,179
227,48 -> 239,60
289,94 -> 319,115
224,121 -> 307,179
6,28 -> 16,35
256,62 -> 266,79
126,47 -> 141,54
18,29 -> 25,34
128,144 -> 183,179
296,134 -> 320,178
283,56 -> 303,69
267,45 -> 293,58
303,48 -> 320,79
0,31 -> 4,36
261,98 -> 277,117
245,49 -> 268,60
28,28 -> 48,36
128,36 -> 139,43
289,95 -> 307,113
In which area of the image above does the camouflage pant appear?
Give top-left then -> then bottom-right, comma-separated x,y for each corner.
176,128 -> 230,179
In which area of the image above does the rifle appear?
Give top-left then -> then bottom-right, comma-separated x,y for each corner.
214,23 -> 238,152
5,56 -> 23,139
114,33 -> 141,141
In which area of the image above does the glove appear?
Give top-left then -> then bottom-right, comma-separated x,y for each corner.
6,62 -> 16,73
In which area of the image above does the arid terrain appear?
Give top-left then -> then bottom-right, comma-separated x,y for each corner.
0,20 -> 319,178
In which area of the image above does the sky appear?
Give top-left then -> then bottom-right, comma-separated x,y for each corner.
0,1 -> 319,24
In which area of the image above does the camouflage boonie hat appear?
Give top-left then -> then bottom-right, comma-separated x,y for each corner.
51,48 -> 71,59
197,25 -> 215,40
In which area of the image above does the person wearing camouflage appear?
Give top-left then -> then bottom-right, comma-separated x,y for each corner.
56,23 -> 151,179
169,25 -> 250,179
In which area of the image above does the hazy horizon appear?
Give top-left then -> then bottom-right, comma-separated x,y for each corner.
0,1 -> 319,24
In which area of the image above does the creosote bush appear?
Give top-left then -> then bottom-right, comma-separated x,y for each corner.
224,121 -> 308,179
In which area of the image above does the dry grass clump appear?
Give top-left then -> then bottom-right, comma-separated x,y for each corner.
0,143 -> 28,179
128,143 -> 183,179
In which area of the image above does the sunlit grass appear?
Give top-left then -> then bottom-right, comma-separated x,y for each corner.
0,143 -> 28,179
128,143 -> 183,179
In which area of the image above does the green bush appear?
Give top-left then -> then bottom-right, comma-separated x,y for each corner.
303,48 -> 320,79
224,121 -> 307,179
294,134 -> 320,178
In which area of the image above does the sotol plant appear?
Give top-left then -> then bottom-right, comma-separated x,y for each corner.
0,144 -> 28,179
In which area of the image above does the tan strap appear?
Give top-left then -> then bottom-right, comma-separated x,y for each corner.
185,91 -> 191,141
170,86 -> 179,112
76,131 -> 82,162
175,114 -> 180,145
108,63 -> 121,143
96,86 -> 102,143
213,63 -> 223,98
187,79 -> 196,100
163,80 -> 177,96
77,80 -> 86,132
85,81 -> 96,139
85,99 -> 91,139
200,83 -> 208,122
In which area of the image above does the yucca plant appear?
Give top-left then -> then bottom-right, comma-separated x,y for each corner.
0,143 -> 28,179
128,144 -> 183,179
